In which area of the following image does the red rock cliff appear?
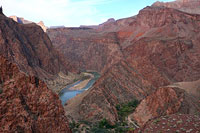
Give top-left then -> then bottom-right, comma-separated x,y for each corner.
152,0 -> 200,14
64,6 -> 200,124
133,114 -> 200,133
0,55 -> 71,132
0,13 -> 76,80
131,87 -> 200,126
47,28 -> 123,73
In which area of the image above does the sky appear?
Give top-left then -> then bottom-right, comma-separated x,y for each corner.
0,0 -> 175,27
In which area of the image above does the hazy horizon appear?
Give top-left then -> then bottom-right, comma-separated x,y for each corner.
0,0 -> 174,27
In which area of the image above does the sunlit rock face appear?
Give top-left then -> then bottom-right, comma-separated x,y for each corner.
9,15 -> 47,32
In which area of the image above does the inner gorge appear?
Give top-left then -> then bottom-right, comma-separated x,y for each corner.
0,0 -> 200,132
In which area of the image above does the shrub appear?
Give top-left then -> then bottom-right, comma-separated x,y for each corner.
98,118 -> 115,129
69,121 -> 80,129
0,88 -> 3,94
116,99 -> 139,120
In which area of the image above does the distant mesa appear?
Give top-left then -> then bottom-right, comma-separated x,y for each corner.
9,15 -> 47,32
80,25 -> 98,29
49,25 -> 65,29
101,18 -> 116,24
79,18 -> 116,30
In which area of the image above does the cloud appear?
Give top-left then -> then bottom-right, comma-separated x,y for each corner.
0,0 -> 114,27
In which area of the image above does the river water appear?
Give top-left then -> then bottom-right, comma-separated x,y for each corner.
59,72 -> 100,105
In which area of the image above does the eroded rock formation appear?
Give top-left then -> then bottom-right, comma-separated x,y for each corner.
47,28 -> 123,73
133,114 -> 200,133
0,56 -> 71,132
64,6 -> 200,124
0,13 -> 77,91
152,0 -> 200,14
131,87 -> 200,126
9,16 -> 47,32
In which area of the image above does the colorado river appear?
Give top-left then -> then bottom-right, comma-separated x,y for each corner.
59,72 -> 100,105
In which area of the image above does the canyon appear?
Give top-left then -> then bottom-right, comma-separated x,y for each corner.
0,13 -> 80,93
0,10 -> 73,132
1,0 -> 200,132
47,27 -> 123,73
48,2 -> 200,132
62,5 -> 200,124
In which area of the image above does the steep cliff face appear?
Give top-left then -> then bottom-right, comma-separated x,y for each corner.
0,14 -> 68,76
0,14 -> 77,91
47,15 -> 141,73
47,13 -> 140,74
47,3 -> 200,75
131,87 -> 200,126
64,6 -> 200,124
0,56 -> 71,132
152,0 -> 200,14
47,28 -> 123,73
65,61 -> 154,123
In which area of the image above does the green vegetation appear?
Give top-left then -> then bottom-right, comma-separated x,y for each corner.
73,78 -> 79,83
70,119 -> 136,133
69,121 -> 80,129
0,88 -> 3,94
69,99 -> 140,133
90,119 -> 115,133
116,100 -> 139,121
91,118 -> 136,133
98,118 -> 115,129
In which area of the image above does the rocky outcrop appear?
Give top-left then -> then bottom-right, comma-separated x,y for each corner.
0,13 -> 77,91
47,4 -> 200,74
47,28 -> 123,73
65,61 -> 154,123
152,0 -> 200,14
9,16 -> 32,24
134,114 -> 200,133
9,16 -> 47,32
37,21 -> 47,32
131,87 -> 200,126
64,6 -> 200,124
0,55 -> 71,132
